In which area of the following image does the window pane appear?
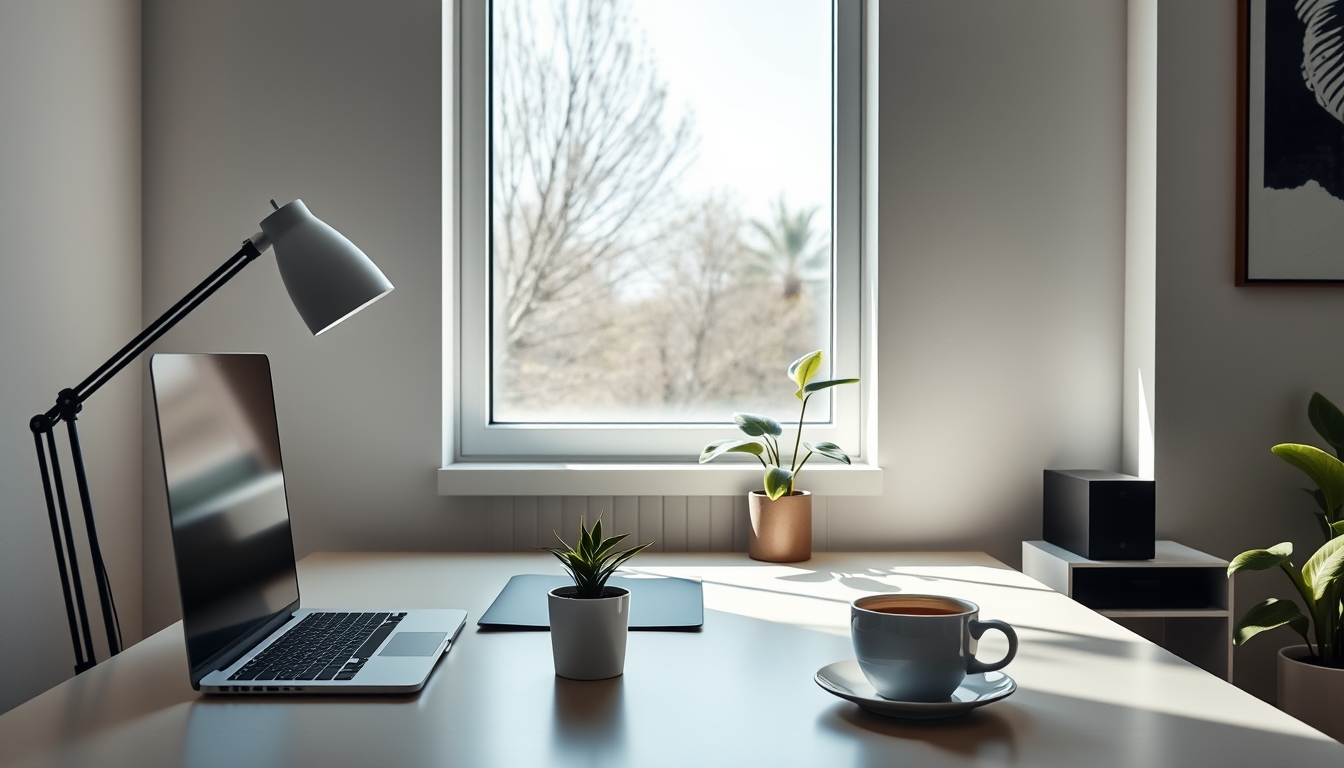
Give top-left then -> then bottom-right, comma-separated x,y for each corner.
490,0 -> 833,424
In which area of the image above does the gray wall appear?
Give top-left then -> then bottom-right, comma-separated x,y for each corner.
0,0 -> 142,714
833,0 -> 1127,552
1153,0 -> 1344,703
139,0 -> 1129,634
139,0 -> 476,633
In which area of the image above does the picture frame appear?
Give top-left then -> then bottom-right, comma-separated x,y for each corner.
1238,0 -> 1344,285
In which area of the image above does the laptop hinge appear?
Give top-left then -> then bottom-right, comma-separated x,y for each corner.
191,600 -> 299,688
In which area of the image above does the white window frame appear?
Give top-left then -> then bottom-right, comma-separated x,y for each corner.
441,0 -> 880,495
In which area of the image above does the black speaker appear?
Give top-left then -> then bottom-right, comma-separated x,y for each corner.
1043,470 -> 1154,560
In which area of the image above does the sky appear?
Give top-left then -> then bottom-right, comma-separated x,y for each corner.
626,0 -> 833,226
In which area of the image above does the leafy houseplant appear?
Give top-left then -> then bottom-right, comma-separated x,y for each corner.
698,349 -> 859,500
544,516 -> 651,680
1227,392 -> 1344,740
698,350 -> 858,562
1228,393 -> 1344,665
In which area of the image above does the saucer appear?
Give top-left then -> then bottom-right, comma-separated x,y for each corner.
814,660 -> 1016,719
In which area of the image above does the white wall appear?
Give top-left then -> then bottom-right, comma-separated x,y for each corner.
139,0 -> 1129,635
829,0 -> 1128,555
1152,0 -> 1344,703
139,0 -> 474,631
0,0 -> 142,714
1124,0 -> 1157,479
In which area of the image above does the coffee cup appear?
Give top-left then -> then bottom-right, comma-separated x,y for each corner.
850,594 -> 1018,702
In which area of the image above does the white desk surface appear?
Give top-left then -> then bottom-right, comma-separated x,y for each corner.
1,551 -> 1340,767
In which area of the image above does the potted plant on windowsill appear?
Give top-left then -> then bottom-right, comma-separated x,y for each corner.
698,350 -> 858,563
1228,392 -> 1344,741
545,516 -> 652,680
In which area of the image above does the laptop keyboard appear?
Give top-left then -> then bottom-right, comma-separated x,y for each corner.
228,611 -> 406,682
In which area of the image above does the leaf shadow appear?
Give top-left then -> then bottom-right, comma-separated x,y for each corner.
775,570 -> 902,593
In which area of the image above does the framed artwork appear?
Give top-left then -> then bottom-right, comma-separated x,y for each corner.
1239,0 -> 1344,284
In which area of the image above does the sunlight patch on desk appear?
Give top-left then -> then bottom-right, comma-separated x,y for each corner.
624,561 -> 1334,743
625,563 -> 1055,638
1009,649 -> 1333,741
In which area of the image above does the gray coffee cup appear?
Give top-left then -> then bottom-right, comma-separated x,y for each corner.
851,594 -> 1018,702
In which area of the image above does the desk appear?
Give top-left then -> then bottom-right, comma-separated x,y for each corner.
1,552 -> 1340,767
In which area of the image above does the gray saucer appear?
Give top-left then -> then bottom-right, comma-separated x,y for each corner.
814,659 -> 1016,719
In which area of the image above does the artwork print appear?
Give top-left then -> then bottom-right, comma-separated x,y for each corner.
1244,0 -> 1344,282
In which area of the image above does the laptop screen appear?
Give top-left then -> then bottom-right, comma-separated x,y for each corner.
150,354 -> 300,687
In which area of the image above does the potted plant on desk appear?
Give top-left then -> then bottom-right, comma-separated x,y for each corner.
1228,392 -> 1344,740
699,350 -> 858,563
545,516 -> 651,680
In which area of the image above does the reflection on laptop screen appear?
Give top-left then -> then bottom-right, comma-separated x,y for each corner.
151,354 -> 300,684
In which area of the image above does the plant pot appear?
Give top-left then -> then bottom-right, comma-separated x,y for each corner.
548,586 -> 630,680
748,490 -> 811,563
1278,645 -> 1344,741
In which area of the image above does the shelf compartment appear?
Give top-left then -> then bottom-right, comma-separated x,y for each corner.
1071,566 -> 1226,611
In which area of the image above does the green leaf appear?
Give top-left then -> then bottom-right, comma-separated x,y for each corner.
803,378 -> 860,395
593,532 -> 629,563
735,412 -> 782,438
581,516 -> 596,556
1227,542 -> 1293,577
1306,535 -> 1344,594
598,541 -> 653,581
1233,598 -> 1310,646
804,441 -> 851,465
1309,392 -> 1344,457
1331,520 -> 1344,538
1273,444 -> 1344,523
699,439 -> 765,464
788,350 -> 824,391
1305,537 -> 1344,600
764,466 -> 795,500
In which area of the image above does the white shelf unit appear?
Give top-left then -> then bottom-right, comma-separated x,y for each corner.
1022,540 -> 1233,681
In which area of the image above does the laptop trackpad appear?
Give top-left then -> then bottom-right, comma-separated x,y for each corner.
379,632 -> 446,657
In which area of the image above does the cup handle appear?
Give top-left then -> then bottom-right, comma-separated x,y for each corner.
967,619 -> 1018,674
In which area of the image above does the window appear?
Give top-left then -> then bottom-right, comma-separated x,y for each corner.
449,0 -> 871,467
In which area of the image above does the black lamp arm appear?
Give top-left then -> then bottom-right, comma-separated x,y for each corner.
30,238 -> 264,673
53,239 -> 264,414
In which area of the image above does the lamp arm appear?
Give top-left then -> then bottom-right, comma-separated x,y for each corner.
30,235 -> 268,672
54,238 -> 266,413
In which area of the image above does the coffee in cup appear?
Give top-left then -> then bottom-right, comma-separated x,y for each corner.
850,594 -> 1018,702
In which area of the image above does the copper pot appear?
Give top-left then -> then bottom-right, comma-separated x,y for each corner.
748,490 -> 812,562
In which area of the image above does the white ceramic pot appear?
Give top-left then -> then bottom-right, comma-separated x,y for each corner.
548,586 -> 630,680
1278,645 -> 1344,741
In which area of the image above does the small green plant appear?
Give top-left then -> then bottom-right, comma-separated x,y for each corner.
1229,392 -> 1344,666
545,515 -> 652,599
698,350 -> 859,500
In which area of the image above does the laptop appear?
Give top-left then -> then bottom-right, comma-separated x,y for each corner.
150,353 -> 466,694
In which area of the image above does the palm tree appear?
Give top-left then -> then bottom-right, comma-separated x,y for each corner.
747,196 -> 830,300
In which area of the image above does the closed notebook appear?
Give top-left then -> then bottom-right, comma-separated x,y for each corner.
478,574 -> 703,630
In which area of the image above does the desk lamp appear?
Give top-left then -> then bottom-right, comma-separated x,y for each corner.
29,199 -> 392,673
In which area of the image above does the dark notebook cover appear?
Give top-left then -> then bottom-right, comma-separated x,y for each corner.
478,574 -> 704,630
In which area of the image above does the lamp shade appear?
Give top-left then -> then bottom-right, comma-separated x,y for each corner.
258,200 -> 393,335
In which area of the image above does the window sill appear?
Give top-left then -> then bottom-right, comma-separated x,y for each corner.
437,462 -> 883,497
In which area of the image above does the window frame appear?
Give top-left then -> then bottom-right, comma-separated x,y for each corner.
445,0 -> 876,475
